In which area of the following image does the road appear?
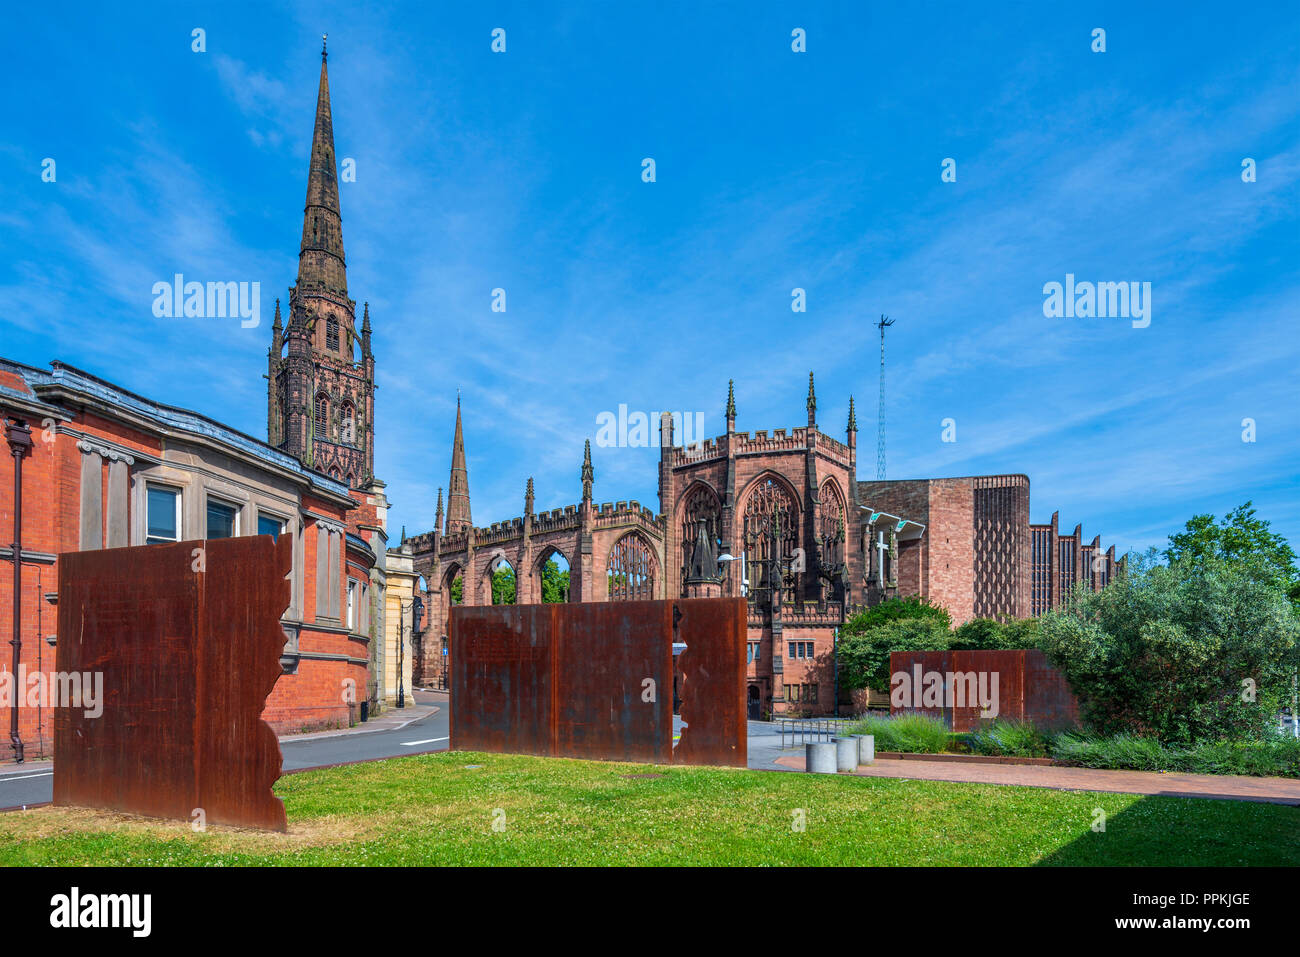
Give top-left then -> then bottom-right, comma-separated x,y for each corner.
0,689 -> 450,810
0,698 -> 808,809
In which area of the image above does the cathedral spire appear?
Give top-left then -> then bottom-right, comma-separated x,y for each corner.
446,394 -> 472,534
270,41 -> 374,490
847,394 -> 857,432
297,37 -> 347,297
806,371 -> 817,427
725,378 -> 736,431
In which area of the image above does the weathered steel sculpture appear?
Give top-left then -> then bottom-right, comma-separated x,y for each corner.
54,536 -> 291,831
451,597 -> 746,767
889,648 -> 1079,732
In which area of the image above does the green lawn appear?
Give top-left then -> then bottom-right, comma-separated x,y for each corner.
1,751 -> 1296,866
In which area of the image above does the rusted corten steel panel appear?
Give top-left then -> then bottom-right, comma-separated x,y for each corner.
54,537 -> 290,831
889,649 -> 1079,732
450,597 -> 746,767
672,598 -> 747,767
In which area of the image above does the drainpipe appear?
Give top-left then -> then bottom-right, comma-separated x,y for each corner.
6,416 -> 32,763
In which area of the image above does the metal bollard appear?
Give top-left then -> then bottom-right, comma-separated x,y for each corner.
832,736 -> 858,772
805,741 -> 837,774
859,734 -> 875,765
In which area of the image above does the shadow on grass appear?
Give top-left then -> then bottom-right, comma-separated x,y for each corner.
1034,793 -> 1300,866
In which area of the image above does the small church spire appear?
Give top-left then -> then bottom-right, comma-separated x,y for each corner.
725,378 -> 736,430
847,395 -> 857,432
806,371 -> 817,428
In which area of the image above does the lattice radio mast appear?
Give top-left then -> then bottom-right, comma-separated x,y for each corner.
876,315 -> 894,480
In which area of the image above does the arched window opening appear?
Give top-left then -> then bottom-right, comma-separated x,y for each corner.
340,403 -> 355,444
314,394 -> 329,440
537,549 -> 571,603
679,484 -> 721,589
742,476 -> 799,605
488,556 -> 516,605
607,534 -> 655,601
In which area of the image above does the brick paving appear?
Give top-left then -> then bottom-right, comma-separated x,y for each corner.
772,754 -> 1300,805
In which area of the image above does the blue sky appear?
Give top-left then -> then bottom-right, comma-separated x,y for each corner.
1,1 -> 1297,556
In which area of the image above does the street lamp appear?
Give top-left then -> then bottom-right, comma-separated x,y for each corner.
397,596 -> 420,709
717,552 -> 738,595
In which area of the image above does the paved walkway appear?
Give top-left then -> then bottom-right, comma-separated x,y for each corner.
772,753 -> 1300,805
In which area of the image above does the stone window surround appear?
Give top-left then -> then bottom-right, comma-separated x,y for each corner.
313,518 -> 346,624
129,459 -> 307,621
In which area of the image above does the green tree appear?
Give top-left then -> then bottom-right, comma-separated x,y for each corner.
838,617 -> 951,694
491,566 -> 516,605
841,594 -> 952,634
450,575 -> 463,604
540,559 -> 569,603
950,616 -> 1042,650
1038,550 -> 1300,744
1166,502 -> 1300,612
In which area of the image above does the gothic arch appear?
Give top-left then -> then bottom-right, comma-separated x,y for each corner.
606,532 -> 657,601
483,553 -> 517,605
817,478 -> 848,594
818,478 -> 847,538
675,481 -> 722,582
738,471 -> 802,522
533,546 -> 571,603
738,471 -> 801,600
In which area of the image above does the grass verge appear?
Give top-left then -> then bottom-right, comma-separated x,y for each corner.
0,752 -> 1296,866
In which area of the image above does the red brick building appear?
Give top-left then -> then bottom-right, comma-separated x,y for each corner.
407,377 -> 1121,718
0,357 -> 378,763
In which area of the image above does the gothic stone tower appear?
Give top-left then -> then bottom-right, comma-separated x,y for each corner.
268,39 -> 376,487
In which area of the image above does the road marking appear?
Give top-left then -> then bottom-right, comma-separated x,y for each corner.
399,736 -> 449,747
0,772 -> 53,782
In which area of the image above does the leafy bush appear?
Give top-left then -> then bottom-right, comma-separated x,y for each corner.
950,616 -> 1042,651
838,617 -> 951,693
842,595 -> 951,633
965,720 -> 1052,758
1037,551 -> 1299,745
1052,731 -> 1300,778
844,713 -> 953,754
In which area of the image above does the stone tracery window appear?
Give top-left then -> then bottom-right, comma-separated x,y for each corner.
741,475 -> 799,603
326,315 -> 339,351
818,479 -> 847,570
607,533 -> 655,601
679,483 -> 721,586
